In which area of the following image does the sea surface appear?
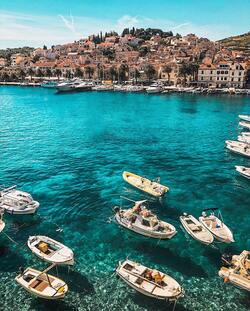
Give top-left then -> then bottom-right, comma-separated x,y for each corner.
0,86 -> 249,311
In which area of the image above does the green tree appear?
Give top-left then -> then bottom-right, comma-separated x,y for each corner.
85,66 -> 94,79
19,69 -> 26,81
133,68 -> 140,83
1,72 -> 9,81
109,66 -> 117,81
45,68 -> 52,79
37,68 -> 44,78
54,68 -> 62,80
74,67 -> 83,78
163,65 -> 172,83
65,70 -> 72,79
10,73 -> 17,81
32,55 -> 40,63
118,64 -> 128,82
27,68 -> 35,80
144,64 -> 156,82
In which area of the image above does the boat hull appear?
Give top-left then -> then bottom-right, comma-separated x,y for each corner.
115,214 -> 176,239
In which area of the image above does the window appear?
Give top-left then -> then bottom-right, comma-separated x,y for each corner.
225,71 -> 228,74
210,71 -> 213,74
217,77 -> 219,80
239,72 -> 241,76
238,78 -> 241,82
210,77 -> 212,80
217,71 -> 220,74
142,219 -> 150,227
231,78 -> 233,81
224,77 -> 227,80
232,72 -> 234,76
201,70 -> 204,74
201,77 -> 203,80
221,71 -> 224,74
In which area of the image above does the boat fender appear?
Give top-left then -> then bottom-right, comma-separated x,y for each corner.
19,266 -> 25,275
224,277 -> 229,283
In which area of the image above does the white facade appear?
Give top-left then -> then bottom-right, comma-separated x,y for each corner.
198,62 -> 246,88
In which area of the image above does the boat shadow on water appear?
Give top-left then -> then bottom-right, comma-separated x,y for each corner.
131,292 -> 192,311
134,241 -> 208,278
29,299 -> 78,311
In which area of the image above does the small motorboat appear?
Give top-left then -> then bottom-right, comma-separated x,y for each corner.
235,166 -> 250,179
241,132 -> 250,137
239,121 -> 250,130
122,171 -> 169,197
237,135 -> 250,143
0,185 -> 39,215
0,210 -> 5,233
116,259 -> 184,301
15,265 -> 68,299
41,81 -> 58,88
226,144 -> 250,158
180,213 -> 214,245
219,250 -> 250,292
225,140 -> 249,149
146,84 -> 163,94
28,236 -> 74,265
199,208 -> 234,243
239,115 -> 250,122
114,200 -> 176,239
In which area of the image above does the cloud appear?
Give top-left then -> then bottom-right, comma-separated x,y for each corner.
0,10 -> 239,48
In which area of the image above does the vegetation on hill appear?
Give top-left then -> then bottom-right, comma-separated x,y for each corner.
0,47 -> 34,60
219,32 -> 250,55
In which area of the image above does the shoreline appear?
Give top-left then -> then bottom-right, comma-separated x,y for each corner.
0,81 -> 250,95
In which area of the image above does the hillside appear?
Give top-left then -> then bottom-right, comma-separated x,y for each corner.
219,31 -> 250,55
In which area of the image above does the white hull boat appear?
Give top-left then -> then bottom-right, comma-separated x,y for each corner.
239,115 -> 250,122
180,214 -> 214,245
15,265 -> 68,299
238,135 -> 250,143
239,121 -> 250,130
146,86 -> 162,94
116,260 -> 184,301
199,209 -> 234,243
219,251 -> 250,292
92,85 -> 114,91
226,144 -> 250,158
225,140 -> 249,148
28,236 -> 74,265
0,211 -> 5,233
0,186 -> 39,215
235,166 -> 250,179
114,201 -> 176,239
241,132 -> 250,137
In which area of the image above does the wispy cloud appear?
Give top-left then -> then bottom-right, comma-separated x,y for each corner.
0,10 -> 237,48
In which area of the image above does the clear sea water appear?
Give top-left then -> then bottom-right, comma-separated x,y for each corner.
0,86 -> 249,311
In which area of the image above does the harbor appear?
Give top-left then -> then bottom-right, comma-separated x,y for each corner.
0,85 -> 249,310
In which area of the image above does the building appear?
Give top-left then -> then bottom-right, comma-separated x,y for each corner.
198,61 -> 247,88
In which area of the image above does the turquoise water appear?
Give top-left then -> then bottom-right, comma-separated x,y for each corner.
0,86 -> 249,311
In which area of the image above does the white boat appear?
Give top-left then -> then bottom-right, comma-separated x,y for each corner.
146,84 -> 163,94
74,81 -> 93,92
237,135 -> 250,143
235,166 -> 250,179
226,144 -> 250,158
41,81 -> 58,88
0,186 -> 39,215
180,213 -> 214,245
116,260 -> 184,301
27,236 -> 74,265
225,140 -> 249,149
126,85 -> 144,92
15,265 -> 68,299
123,171 -> 169,197
239,121 -> 250,130
114,201 -> 176,239
56,80 -> 78,92
92,85 -> 114,91
239,115 -> 250,122
114,85 -> 127,92
199,208 -> 234,243
241,132 -> 250,137
0,210 -> 5,233
219,251 -> 250,292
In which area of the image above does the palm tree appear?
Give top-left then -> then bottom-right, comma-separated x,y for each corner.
144,64 -> 156,82
27,68 -> 35,81
1,72 -> 9,81
19,69 -> 26,81
163,65 -> 172,83
85,66 -> 94,79
37,68 -> 44,78
45,68 -> 52,79
133,68 -> 140,84
109,66 -> 117,81
118,64 -> 128,82
189,62 -> 199,81
74,67 -> 83,78
54,68 -> 62,80
10,73 -> 17,81
178,63 -> 191,85
65,70 -> 72,79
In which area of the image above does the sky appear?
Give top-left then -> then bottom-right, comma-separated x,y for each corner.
0,0 -> 249,48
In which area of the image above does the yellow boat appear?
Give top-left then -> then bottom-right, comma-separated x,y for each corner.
122,171 -> 169,197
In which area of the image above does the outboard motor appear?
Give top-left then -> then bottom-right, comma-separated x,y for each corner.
112,206 -> 120,214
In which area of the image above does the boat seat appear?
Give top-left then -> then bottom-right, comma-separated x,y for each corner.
34,281 -> 49,292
